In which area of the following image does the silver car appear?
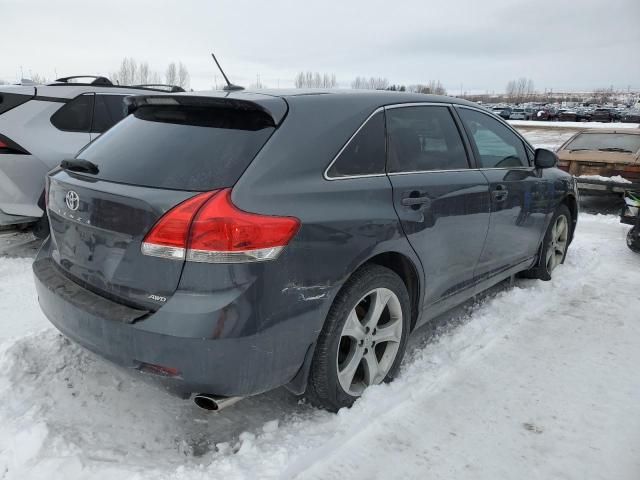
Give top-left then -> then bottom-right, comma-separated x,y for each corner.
0,76 -> 183,228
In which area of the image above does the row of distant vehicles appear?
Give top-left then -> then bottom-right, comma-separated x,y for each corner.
488,104 -> 640,123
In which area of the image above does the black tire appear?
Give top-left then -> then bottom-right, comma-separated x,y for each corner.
305,264 -> 411,412
521,204 -> 572,281
627,226 -> 640,253
32,215 -> 50,240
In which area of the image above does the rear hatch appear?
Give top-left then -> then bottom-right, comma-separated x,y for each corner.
47,94 -> 284,310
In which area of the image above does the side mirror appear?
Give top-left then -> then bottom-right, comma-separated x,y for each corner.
534,148 -> 557,169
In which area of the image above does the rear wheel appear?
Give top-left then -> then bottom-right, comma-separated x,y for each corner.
32,215 -> 50,239
627,226 -> 640,253
522,205 -> 571,281
305,264 -> 410,412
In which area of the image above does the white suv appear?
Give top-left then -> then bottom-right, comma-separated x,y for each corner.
0,76 -> 184,229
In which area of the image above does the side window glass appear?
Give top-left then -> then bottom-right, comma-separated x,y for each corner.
387,106 -> 469,173
458,108 -> 528,168
91,95 -> 128,133
50,94 -> 94,132
327,111 -> 386,178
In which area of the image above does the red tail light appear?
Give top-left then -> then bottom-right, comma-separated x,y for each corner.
141,189 -> 300,263
0,135 -> 28,154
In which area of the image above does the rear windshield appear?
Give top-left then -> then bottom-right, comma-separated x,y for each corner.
76,106 -> 275,191
565,133 -> 640,153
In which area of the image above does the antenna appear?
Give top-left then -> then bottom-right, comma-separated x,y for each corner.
210,53 -> 244,91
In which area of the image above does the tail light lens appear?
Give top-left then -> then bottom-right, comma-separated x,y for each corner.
0,135 -> 28,154
142,189 -> 300,263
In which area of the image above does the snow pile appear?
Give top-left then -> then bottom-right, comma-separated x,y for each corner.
509,120 -> 640,130
578,174 -> 632,184
0,214 -> 639,479
517,128 -> 575,151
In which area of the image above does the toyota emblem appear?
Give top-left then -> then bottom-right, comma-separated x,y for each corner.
65,191 -> 80,211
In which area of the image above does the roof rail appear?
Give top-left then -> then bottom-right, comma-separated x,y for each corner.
53,76 -> 113,86
132,84 -> 186,93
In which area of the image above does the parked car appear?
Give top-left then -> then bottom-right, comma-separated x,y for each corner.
509,108 -> 529,120
534,108 -> 552,121
0,76 -> 184,232
621,109 -> 640,123
491,106 -> 512,120
591,108 -> 615,122
34,90 -> 578,412
557,109 -> 578,122
557,129 -> 640,193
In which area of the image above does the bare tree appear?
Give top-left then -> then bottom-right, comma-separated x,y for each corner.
177,62 -> 190,89
150,71 -> 162,84
294,71 -> 337,88
351,76 -> 389,90
505,77 -> 535,103
250,73 -> 267,89
165,62 -> 177,86
138,62 -> 150,84
29,73 -> 48,84
111,57 -> 138,85
407,81 -> 446,95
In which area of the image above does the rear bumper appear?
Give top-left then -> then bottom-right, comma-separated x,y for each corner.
0,153 -> 47,224
575,178 -> 640,194
33,253 -> 322,397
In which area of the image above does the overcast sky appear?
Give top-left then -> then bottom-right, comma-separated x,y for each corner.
2,0 -> 639,93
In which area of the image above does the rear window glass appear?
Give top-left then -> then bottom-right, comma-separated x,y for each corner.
51,94 -> 94,132
327,111 -> 386,178
76,106 -> 275,191
0,93 -> 32,115
565,133 -> 640,153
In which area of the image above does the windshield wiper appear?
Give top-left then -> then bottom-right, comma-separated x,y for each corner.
60,158 -> 99,174
569,148 -> 589,152
598,147 -> 632,153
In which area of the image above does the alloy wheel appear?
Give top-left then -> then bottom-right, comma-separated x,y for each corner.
546,214 -> 568,272
336,288 -> 403,396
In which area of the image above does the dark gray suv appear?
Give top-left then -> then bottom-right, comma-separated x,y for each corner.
33,90 -> 578,412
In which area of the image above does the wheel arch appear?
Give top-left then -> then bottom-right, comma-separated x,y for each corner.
359,251 -> 422,332
561,193 -> 578,243
285,249 -> 423,396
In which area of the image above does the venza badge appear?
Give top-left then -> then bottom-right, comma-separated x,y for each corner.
65,190 -> 80,211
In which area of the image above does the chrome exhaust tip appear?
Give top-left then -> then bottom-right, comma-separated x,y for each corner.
193,394 -> 243,411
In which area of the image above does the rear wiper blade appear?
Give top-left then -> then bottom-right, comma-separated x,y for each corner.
598,147 -> 632,153
60,158 -> 99,174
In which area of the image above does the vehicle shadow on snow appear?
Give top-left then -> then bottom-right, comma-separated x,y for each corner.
0,278 -> 514,465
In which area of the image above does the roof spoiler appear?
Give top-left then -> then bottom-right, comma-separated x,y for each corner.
123,95 -> 284,124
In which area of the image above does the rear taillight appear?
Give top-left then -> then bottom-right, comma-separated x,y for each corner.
142,189 -> 300,263
0,135 -> 28,154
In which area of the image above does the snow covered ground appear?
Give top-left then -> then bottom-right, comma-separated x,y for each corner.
517,128 -> 576,151
0,214 -> 639,480
509,120 -> 640,130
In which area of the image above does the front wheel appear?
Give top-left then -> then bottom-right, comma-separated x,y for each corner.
305,264 -> 411,412
627,226 -> 640,253
522,205 -> 571,281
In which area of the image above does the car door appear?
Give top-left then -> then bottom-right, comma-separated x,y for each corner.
455,106 -> 549,281
386,104 -> 491,306
90,93 -> 130,141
